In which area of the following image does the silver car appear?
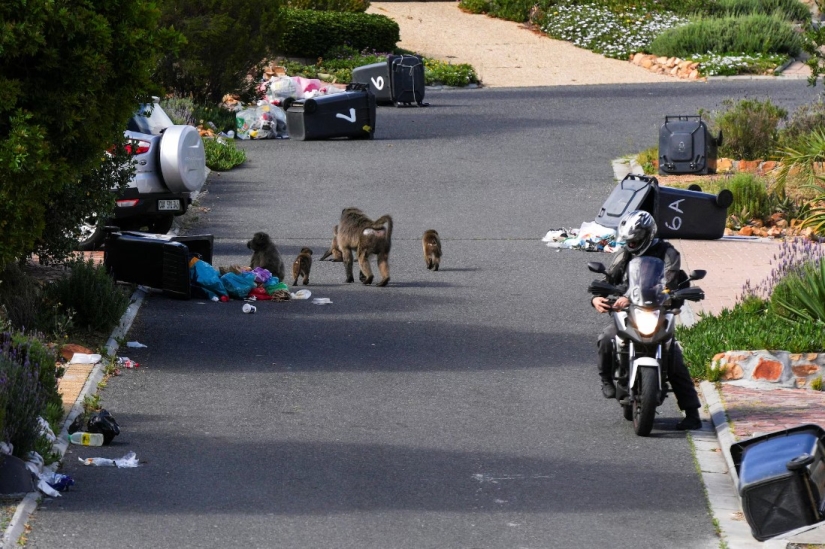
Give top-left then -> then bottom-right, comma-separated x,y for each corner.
78,99 -> 207,250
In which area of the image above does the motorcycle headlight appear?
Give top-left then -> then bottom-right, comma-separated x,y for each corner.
633,308 -> 660,336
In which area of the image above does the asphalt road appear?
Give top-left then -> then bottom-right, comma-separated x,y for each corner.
26,80 -> 822,549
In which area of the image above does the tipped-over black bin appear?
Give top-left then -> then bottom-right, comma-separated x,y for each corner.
659,115 -> 721,175
731,424 -> 825,541
351,61 -> 394,105
595,174 -> 733,240
103,231 -> 214,299
351,55 -> 428,107
286,84 -> 376,140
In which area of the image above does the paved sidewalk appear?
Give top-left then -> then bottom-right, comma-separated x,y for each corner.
673,238 -> 825,547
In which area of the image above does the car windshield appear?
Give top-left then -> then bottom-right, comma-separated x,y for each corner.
127,102 -> 174,135
626,256 -> 668,307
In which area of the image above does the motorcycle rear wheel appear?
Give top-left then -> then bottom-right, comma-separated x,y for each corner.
633,367 -> 658,436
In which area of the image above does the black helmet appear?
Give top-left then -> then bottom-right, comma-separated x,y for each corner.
617,210 -> 657,255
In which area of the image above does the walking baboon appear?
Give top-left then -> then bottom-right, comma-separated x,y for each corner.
335,207 -> 392,286
422,229 -> 442,271
247,232 -> 286,283
292,247 -> 313,285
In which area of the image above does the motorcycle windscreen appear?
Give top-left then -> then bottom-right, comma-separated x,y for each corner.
626,257 -> 668,307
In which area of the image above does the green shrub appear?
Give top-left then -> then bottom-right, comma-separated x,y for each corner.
770,258 -> 825,323
701,0 -> 811,21
705,98 -> 787,160
41,258 -> 131,335
637,146 -> 658,174
0,331 -> 61,457
204,138 -> 247,171
780,96 -> 825,148
286,0 -> 369,11
798,181 -> 825,235
0,0 -> 170,269
649,14 -> 804,58
160,97 -> 198,127
156,0 -> 281,104
193,105 -> 239,134
677,298 -> 825,379
424,59 -> 480,86
459,0 -> 494,14
276,9 -> 399,58
722,172 -> 773,220
0,263 -> 43,332
775,129 -> 825,196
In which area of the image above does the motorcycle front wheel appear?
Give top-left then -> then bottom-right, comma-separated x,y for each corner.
633,367 -> 658,436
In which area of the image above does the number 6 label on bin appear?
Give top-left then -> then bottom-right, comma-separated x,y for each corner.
371,76 -> 385,90
336,108 -> 357,123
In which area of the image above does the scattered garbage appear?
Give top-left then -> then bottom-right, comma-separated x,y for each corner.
69,352 -> 102,364
542,221 -> 618,252
68,409 -> 121,445
126,341 -> 148,348
68,432 -> 104,446
242,303 -> 257,314
40,472 -> 74,492
38,417 -> 56,443
290,289 -> 311,300
117,356 -> 139,369
312,297 -> 332,305
80,451 -> 139,468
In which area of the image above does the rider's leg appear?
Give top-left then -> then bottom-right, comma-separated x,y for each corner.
597,324 -> 617,398
668,343 -> 702,430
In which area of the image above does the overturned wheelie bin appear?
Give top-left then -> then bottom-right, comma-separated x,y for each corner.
595,174 -> 733,240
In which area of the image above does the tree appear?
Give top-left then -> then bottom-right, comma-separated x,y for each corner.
156,0 -> 283,104
0,0 -> 175,266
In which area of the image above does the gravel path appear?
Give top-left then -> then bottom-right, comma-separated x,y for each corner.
367,2 -> 678,87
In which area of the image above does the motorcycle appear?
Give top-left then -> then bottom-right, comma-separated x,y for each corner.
587,256 -> 705,436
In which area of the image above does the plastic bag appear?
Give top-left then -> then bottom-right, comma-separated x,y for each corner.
252,267 -> 272,284
88,409 -> 121,445
266,76 -> 299,101
190,258 -> 228,300
292,76 -> 321,98
221,271 -> 257,299
80,451 -> 139,468
264,279 -> 289,295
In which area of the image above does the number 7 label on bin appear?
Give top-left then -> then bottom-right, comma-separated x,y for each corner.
336,109 -> 356,123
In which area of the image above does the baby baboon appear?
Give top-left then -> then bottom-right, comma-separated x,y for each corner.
319,225 -> 343,262
422,229 -> 442,271
335,207 -> 393,286
292,247 -> 313,286
247,232 -> 286,283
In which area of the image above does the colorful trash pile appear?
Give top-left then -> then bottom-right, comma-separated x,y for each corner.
190,258 -> 291,301
542,221 -> 619,252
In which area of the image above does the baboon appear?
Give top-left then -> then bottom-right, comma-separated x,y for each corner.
319,225 -> 343,262
247,232 -> 286,283
422,229 -> 442,271
334,207 -> 392,286
292,247 -> 313,286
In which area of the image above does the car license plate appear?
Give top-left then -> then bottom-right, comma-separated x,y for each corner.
158,199 -> 180,211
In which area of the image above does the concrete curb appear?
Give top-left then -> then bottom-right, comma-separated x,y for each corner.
0,287 -> 147,549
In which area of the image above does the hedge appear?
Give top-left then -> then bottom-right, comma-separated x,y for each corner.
276,9 -> 399,58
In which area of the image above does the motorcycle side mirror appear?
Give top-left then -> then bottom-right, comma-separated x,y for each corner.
689,270 -> 706,281
588,262 -> 606,274
673,287 -> 705,302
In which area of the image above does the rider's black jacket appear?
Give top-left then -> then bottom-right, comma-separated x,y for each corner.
602,239 -> 682,295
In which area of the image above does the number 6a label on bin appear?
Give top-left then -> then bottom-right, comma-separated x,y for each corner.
336,109 -> 357,123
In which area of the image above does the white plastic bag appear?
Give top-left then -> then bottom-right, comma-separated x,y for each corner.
266,76 -> 299,101
69,352 -> 102,364
80,451 -> 139,468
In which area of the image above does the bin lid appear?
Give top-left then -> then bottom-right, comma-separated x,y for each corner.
739,433 -> 821,486
595,175 -> 658,228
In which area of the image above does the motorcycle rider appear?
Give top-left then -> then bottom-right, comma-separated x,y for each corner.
590,210 -> 702,431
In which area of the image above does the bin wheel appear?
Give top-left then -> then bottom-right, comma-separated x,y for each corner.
76,216 -> 106,251
687,184 -> 702,192
716,189 -> 734,209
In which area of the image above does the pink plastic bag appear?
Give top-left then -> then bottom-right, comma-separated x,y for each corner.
292,76 -> 321,98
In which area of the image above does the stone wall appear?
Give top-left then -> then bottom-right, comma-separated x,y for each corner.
629,53 -> 705,81
711,350 -> 825,389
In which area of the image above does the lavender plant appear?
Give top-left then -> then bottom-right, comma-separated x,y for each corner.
740,237 -> 825,302
0,343 -> 46,457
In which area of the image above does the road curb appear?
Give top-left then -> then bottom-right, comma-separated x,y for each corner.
0,287 -> 147,549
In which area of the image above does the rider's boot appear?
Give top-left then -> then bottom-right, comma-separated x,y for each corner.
676,407 -> 702,430
600,377 -> 616,399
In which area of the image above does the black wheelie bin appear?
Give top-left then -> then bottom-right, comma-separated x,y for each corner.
286,83 -> 376,140
731,424 -> 825,541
